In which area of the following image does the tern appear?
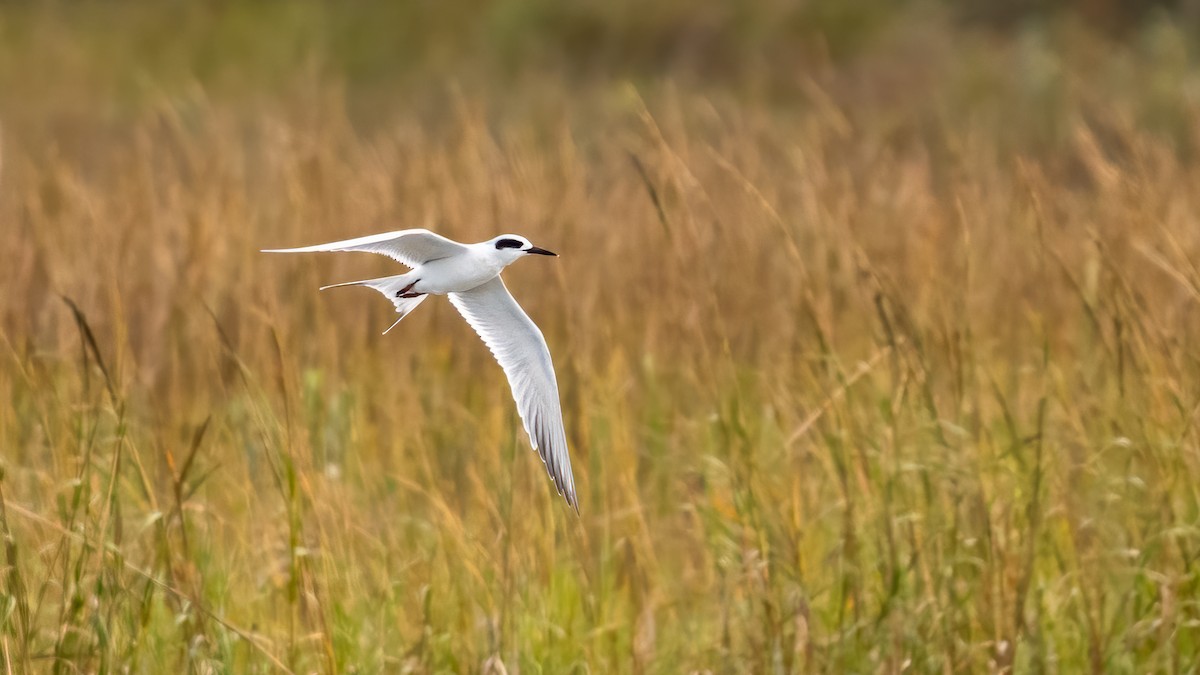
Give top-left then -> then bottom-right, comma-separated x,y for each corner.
263,229 -> 578,512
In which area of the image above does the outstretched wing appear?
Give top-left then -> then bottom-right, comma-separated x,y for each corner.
448,277 -> 578,512
262,229 -> 468,268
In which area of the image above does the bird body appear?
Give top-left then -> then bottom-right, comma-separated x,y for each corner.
264,229 -> 578,512
411,248 -> 510,294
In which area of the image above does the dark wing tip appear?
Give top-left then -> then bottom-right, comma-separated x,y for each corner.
557,470 -> 579,514
526,419 -> 576,513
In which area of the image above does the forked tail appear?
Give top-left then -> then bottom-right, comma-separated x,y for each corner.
320,273 -> 429,334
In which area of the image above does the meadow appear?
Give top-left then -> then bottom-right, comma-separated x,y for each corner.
2,2 -> 1200,672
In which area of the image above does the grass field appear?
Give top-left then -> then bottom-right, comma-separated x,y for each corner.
3,2 -> 1200,672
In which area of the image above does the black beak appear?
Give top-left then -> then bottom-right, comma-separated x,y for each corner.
526,246 -> 557,256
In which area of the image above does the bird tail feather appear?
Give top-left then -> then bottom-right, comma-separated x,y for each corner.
320,273 -> 429,334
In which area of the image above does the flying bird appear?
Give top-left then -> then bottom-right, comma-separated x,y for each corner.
264,229 -> 578,512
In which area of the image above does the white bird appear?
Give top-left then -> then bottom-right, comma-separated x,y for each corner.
263,229 -> 578,512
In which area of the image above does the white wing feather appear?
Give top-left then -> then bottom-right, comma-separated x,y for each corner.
448,277 -> 578,511
262,229 -> 468,268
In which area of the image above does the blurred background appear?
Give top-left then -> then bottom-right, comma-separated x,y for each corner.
3,0 -> 1200,672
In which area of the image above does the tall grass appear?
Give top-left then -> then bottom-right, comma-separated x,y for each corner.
2,2 -> 1200,672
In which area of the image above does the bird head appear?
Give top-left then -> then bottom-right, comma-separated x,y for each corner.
489,234 -> 557,263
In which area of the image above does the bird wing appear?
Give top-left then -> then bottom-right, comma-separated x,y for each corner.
262,229 -> 468,268
448,276 -> 578,511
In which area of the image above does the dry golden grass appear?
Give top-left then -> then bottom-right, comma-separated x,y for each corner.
3,4 -> 1200,672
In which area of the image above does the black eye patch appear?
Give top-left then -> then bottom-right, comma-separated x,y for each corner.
495,238 -> 525,250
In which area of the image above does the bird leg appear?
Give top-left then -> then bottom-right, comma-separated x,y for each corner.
395,279 -> 420,297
